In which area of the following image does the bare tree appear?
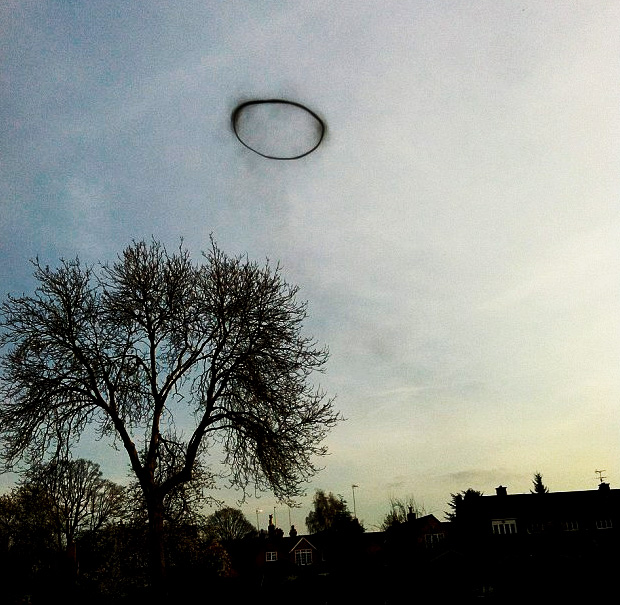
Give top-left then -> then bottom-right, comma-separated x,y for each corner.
380,495 -> 426,530
24,458 -> 126,550
0,239 -> 339,589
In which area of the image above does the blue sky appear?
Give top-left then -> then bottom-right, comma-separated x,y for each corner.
2,1 -> 620,530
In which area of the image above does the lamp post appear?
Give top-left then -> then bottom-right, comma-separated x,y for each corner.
352,484 -> 359,519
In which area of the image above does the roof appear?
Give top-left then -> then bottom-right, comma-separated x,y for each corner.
462,486 -> 620,520
288,536 -> 318,553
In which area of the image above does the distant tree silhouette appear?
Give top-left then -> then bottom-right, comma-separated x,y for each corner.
530,471 -> 549,494
306,489 -> 359,533
1,463 -> 129,600
24,458 -> 126,551
445,488 -> 483,521
0,482 -> 57,589
204,506 -> 256,541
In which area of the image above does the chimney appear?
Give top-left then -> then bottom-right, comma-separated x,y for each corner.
495,485 -> 507,497
599,482 -> 610,492
407,506 -> 417,523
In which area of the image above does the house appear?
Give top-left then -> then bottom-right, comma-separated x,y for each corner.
411,513 -> 449,549
382,512 -> 450,571
384,511 -> 449,550
259,535 -> 320,568
228,515 -> 452,600
456,482 -> 620,547
450,482 -> 620,599
288,536 -> 319,567
243,531 -> 323,578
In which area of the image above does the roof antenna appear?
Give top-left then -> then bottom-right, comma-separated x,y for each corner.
595,469 -> 607,484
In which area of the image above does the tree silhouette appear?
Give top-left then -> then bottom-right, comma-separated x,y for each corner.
0,482 -> 57,598
24,458 -> 125,551
305,489 -> 358,533
0,238 -> 339,591
381,496 -> 426,530
204,506 -> 256,541
445,488 -> 483,522
530,471 -> 549,494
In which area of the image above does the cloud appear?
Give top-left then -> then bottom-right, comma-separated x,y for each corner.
443,468 -> 524,493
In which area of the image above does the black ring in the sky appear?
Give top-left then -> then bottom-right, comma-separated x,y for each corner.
231,99 -> 325,160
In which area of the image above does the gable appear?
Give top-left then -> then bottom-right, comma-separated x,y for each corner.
289,536 -> 318,554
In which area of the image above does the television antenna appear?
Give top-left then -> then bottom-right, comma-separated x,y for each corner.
595,469 -> 607,484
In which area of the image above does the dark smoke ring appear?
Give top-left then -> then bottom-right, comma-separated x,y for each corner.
231,99 -> 325,160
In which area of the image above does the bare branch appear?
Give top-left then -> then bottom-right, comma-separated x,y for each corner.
0,238 -> 340,583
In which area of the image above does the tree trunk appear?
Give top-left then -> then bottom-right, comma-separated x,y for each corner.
147,495 -> 168,597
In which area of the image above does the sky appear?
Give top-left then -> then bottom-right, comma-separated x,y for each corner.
1,0 -> 620,531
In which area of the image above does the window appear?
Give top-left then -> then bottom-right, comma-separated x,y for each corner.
266,551 -> 277,562
562,520 -> 579,532
424,532 -> 445,548
491,519 -> 517,535
596,519 -> 613,530
527,522 -> 545,534
295,549 -> 313,566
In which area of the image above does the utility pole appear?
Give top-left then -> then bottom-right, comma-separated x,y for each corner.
352,484 -> 359,519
